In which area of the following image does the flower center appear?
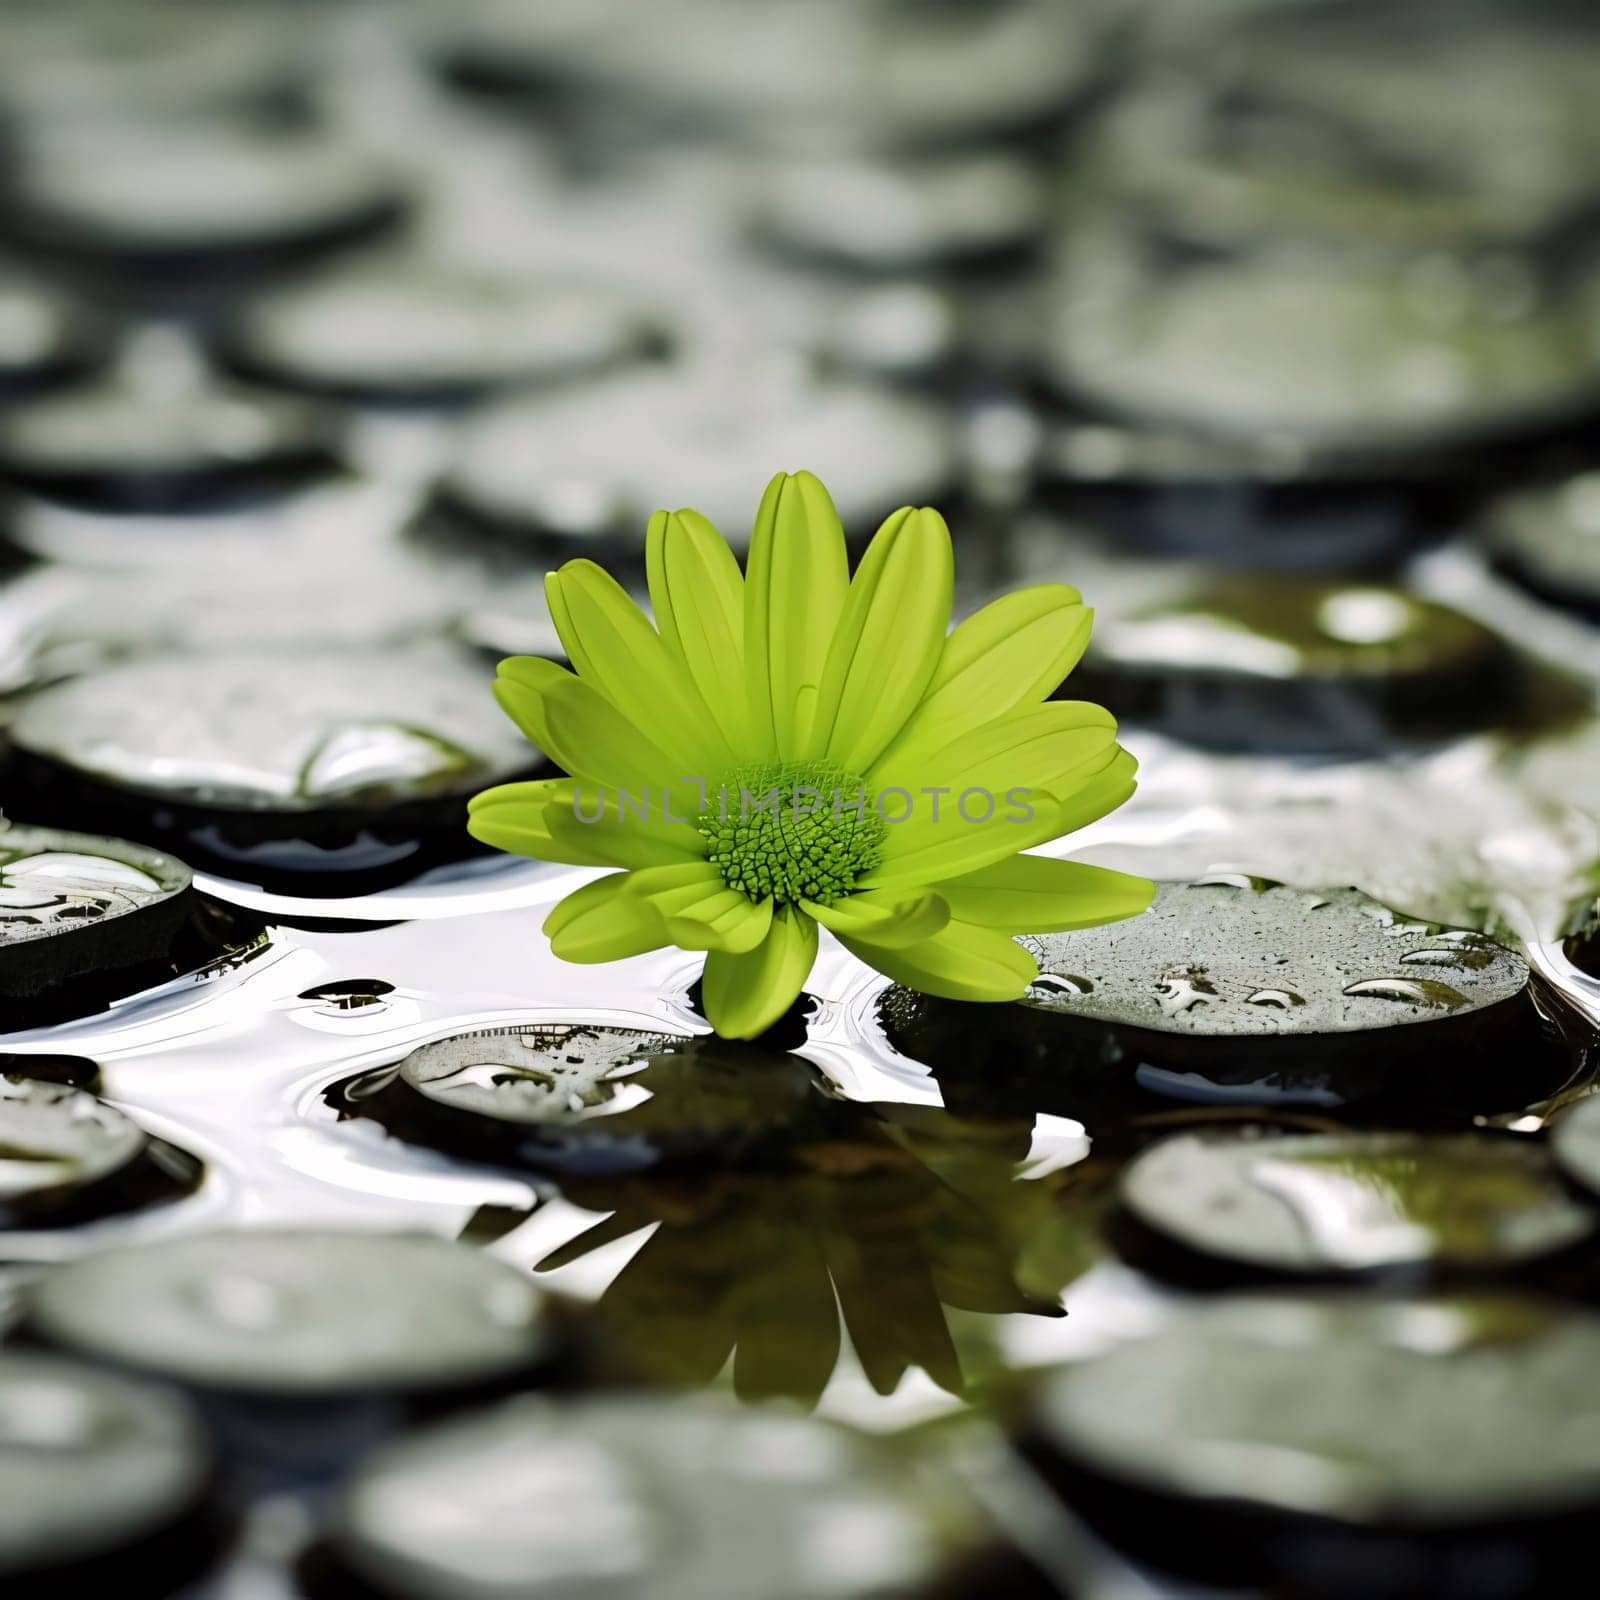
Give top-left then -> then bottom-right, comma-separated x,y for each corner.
698,761 -> 886,907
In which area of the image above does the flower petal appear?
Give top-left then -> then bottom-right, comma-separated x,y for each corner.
545,795 -> 705,869
1038,745 -> 1139,834
545,559 -> 731,774
470,778 -> 699,869
616,861 -> 723,903
872,698 -> 1116,805
619,862 -> 775,955
807,506 -> 953,770
744,471 -> 849,761
840,920 -> 1037,1001
490,656 -> 567,754
802,888 -> 949,949
468,796 -> 611,866
646,508 -> 752,751
542,873 -> 669,963
701,905 -> 819,1039
466,779 -> 570,815
866,748 -> 1137,890
667,898 -> 773,955
868,701 -> 1119,871
496,656 -> 697,810
933,855 -> 1155,932
875,585 -> 1092,773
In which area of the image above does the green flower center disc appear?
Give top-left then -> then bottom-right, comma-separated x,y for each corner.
698,761 -> 886,906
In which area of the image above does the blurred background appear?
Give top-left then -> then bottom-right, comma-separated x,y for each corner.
1,0 -> 1598,707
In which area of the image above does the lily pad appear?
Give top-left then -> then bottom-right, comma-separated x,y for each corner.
754,151 -> 1047,276
1038,415 -> 1467,572
0,275 -> 107,400
0,1353 -> 213,1588
0,826 -> 191,1012
27,1231 -> 556,1400
1483,472 -> 1600,619
881,879 -> 1558,1123
1118,1127 -> 1595,1281
1045,256 -> 1600,457
1,130 -> 405,300
0,376 -> 338,512
1030,1293 -> 1600,1588
432,368 -> 953,569
339,1025 -> 830,1174
6,647 -> 540,893
1549,1095 -> 1600,1201
218,261 -> 659,406
1081,69 -> 1578,260
1068,578 -> 1513,753
328,1394 -> 1007,1600
445,0 -> 1100,148
0,1077 -> 148,1225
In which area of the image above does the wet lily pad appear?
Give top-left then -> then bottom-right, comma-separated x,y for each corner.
0,826 -> 192,1017
442,0 -> 1099,149
1068,578 -> 1514,753
1209,2 -> 1600,262
0,276 -> 108,400
1038,415 -> 1469,572
336,1025 -> 830,1175
881,879 -> 1558,1124
1029,1293 -> 1600,1589
0,1076 -> 201,1230
1082,68 -> 1580,261
0,1353 -> 215,1593
754,151 -> 1047,277
0,376 -> 339,512
6,647 -> 540,894
1117,1127 -> 1595,1282
218,261 -> 660,406
0,0 -> 306,128
27,1231 -> 555,1400
1549,1095 -> 1600,1202
0,1077 -> 147,1224
1045,255 -> 1600,457
0,130 -> 406,301
1483,471 -> 1600,619
430,368 -> 953,571
326,1393 -> 1016,1600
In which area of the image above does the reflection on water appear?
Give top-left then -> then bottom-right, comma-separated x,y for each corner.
536,1104 -> 1083,1407
325,1024 -> 1106,1409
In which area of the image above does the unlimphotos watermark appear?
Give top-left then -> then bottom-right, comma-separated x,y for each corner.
570,781 -> 1037,826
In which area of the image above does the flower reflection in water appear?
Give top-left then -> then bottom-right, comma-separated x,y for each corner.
535,1100 -> 1105,1409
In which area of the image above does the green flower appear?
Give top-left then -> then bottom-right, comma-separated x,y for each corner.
469,470 -> 1153,1039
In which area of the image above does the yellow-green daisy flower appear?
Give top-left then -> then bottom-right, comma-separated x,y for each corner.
468,470 -> 1153,1039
